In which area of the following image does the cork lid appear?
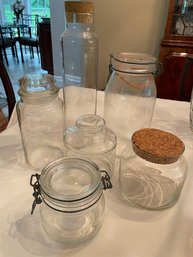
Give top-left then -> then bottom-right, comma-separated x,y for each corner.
65,1 -> 94,13
65,1 -> 94,23
131,128 -> 185,164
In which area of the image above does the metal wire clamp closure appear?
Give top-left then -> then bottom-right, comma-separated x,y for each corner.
30,173 -> 42,215
30,170 -> 112,214
101,170 -> 113,190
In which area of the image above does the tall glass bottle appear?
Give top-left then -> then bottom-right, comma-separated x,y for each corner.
61,1 -> 98,129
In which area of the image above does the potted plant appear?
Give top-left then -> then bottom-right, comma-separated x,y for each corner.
11,0 -> 25,23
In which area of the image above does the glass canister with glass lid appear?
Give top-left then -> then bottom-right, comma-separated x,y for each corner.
119,128 -> 188,210
16,74 -> 65,171
63,114 -> 117,177
30,157 -> 112,244
104,52 -> 161,156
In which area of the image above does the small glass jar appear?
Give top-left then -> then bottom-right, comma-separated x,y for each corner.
119,128 -> 188,210
16,74 -> 65,170
63,114 -> 117,177
30,157 -> 112,244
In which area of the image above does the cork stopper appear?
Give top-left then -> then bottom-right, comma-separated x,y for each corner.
65,1 -> 94,23
65,1 -> 94,13
131,128 -> 185,164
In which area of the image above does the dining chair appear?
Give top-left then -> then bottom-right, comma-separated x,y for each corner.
0,26 -> 19,66
0,58 -> 16,121
17,14 -> 40,63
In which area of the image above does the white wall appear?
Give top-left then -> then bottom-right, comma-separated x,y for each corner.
50,0 -> 169,89
50,0 -> 65,76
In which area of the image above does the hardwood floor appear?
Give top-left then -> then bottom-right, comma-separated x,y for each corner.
0,44 -> 47,119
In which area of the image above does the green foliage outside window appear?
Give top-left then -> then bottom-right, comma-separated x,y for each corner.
3,1 -> 15,23
2,0 -> 50,23
31,0 -> 50,18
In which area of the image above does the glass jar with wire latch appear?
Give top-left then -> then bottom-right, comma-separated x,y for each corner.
104,52 -> 162,157
30,157 -> 112,244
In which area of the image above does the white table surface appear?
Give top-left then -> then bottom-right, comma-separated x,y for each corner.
1,91 -> 193,257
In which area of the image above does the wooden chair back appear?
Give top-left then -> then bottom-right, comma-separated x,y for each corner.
0,59 -> 16,119
21,14 -> 39,37
0,25 -> 18,65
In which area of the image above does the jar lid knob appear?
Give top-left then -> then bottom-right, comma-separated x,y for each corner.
18,74 -> 58,97
76,114 -> 105,132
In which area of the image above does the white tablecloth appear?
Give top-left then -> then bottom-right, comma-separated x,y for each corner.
1,91 -> 193,257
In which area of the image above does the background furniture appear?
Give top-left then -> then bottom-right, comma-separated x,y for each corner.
0,109 -> 7,132
38,20 -> 53,74
157,52 -> 193,101
0,26 -> 19,66
157,0 -> 193,101
17,14 -> 40,63
0,58 -> 16,119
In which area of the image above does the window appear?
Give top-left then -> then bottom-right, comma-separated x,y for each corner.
31,0 -> 50,18
1,0 -> 15,23
0,0 -> 50,24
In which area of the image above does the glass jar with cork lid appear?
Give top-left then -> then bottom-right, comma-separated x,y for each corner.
119,128 -> 188,210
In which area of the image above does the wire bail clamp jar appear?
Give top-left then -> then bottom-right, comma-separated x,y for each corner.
30,157 -> 112,244
104,52 -> 162,157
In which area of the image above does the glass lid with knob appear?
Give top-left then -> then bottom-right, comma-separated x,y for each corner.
64,114 -> 117,155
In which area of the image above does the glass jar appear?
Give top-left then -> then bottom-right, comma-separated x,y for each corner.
104,52 -> 160,156
30,157 -> 112,244
119,128 -> 188,210
16,74 -> 65,170
64,114 -> 117,177
61,1 -> 98,129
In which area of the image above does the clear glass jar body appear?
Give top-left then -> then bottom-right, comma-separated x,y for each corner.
40,193 -> 105,244
61,2 -> 98,129
119,143 -> 188,210
16,75 -> 65,170
38,157 -> 107,244
64,114 -> 117,177
104,53 -> 158,155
